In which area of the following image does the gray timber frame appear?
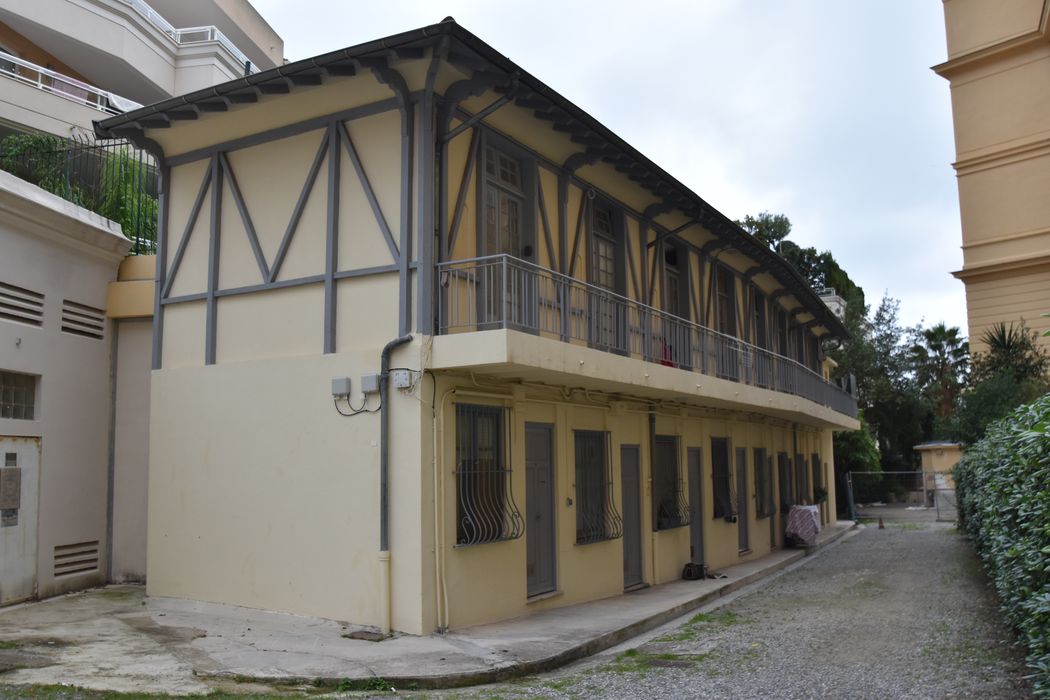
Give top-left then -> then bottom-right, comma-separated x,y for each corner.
153,88 -> 415,367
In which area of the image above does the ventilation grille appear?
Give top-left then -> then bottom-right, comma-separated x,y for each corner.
61,300 -> 105,340
0,281 -> 44,327
54,540 -> 100,577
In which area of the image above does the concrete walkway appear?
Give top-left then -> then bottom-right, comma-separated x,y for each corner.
0,522 -> 853,695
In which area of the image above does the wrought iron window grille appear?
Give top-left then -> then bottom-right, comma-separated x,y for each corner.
653,435 -> 690,530
454,404 -> 523,546
574,430 -> 623,544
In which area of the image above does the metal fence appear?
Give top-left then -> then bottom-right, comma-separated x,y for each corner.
0,52 -> 139,115
0,132 -> 159,254
846,470 -> 956,523
437,254 -> 857,417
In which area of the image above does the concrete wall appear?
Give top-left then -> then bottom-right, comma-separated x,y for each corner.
0,170 -> 130,599
937,1 -> 1050,349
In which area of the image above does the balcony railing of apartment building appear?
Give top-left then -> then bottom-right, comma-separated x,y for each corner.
438,255 -> 858,418
119,0 -> 257,73
0,52 -> 142,115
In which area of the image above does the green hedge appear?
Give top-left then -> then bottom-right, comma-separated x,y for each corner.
955,393 -> 1050,696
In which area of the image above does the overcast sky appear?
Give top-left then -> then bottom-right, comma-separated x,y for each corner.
251,0 -> 964,333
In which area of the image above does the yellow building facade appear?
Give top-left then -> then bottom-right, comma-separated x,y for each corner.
936,0 -> 1050,351
96,20 -> 858,635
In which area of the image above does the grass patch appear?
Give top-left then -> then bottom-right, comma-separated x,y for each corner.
889,522 -> 924,531
602,649 -> 712,674
0,640 -> 23,650
688,610 -> 743,627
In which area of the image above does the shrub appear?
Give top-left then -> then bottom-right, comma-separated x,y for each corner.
955,393 -> 1050,696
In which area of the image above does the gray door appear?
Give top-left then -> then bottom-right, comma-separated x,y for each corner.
620,445 -> 643,589
525,424 -> 556,597
736,448 -> 749,552
688,448 -> 704,565
1,437 -> 39,606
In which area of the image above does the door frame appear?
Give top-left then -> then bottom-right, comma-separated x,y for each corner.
525,422 -> 556,598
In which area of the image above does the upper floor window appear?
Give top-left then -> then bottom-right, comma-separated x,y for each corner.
480,139 -> 534,261
715,266 -> 736,337
591,205 -> 617,291
752,289 -> 768,349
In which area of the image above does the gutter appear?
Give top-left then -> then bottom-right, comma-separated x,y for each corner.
378,333 -> 412,635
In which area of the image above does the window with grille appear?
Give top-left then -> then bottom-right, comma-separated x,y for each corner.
711,437 -> 733,519
0,370 -> 36,420
754,448 -> 774,518
778,451 -> 794,512
574,430 -> 622,544
653,435 -> 689,530
455,404 -> 523,546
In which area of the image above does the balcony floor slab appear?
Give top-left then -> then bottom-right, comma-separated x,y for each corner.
431,329 -> 860,430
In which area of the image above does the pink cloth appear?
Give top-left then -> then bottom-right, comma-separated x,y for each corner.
786,505 -> 821,546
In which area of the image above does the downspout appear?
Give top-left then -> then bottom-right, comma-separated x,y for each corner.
379,333 -> 412,635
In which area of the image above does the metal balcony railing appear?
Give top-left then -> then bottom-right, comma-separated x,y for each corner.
0,52 -> 141,115
118,0 -> 257,73
437,255 -> 858,419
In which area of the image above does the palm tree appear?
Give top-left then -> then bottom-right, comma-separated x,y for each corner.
973,321 -> 1049,383
910,323 -> 969,418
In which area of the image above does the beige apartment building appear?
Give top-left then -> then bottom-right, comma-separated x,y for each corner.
936,0 -> 1050,350
0,0 -> 281,604
95,19 -> 858,635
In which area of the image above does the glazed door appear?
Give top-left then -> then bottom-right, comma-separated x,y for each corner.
0,437 -> 39,606
620,445 -> 643,589
525,424 -> 556,597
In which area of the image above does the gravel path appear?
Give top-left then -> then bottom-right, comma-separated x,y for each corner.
423,523 -> 1031,700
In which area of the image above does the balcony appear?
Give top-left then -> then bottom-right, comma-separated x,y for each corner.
0,52 -> 140,117
436,255 -> 857,420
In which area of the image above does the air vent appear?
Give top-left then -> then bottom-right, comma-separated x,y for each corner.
61,300 -> 105,340
0,281 -> 44,327
54,540 -> 99,577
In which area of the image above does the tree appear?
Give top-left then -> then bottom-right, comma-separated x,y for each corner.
909,323 -> 969,419
736,211 -> 791,250
947,320 -> 1050,444
971,321 -> 1049,384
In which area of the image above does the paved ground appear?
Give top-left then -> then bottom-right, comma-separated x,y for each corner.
427,522 -> 1030,700
0,521 -> 1031,698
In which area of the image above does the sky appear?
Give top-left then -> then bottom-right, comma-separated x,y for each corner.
251,0 -> 965,333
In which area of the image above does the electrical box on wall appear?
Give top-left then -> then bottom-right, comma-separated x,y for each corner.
331,377 -> 351,398
391,369 -> 412,389
360,374 -> 380,394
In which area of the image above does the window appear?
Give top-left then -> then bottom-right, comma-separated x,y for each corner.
715,266 -> 736,337
775,309 -> 789,357
455,404 -> 523,546
778,452 -> 793,511
0,371 -> 36,420
795,453 -> 809,504
482,145 -> 527,258
653,435 -> 689,530
574,430 -> 622,543
754,448 -> 774,518
752,289 -> 768,349
711,437 -> 733,519
588,201 -> 625,352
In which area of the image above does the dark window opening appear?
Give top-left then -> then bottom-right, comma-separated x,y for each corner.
711,437 -> 733,519
653,435 -> 689,530
575,430 -> 622,544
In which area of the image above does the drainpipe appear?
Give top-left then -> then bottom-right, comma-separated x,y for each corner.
379,333 -> 412,635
